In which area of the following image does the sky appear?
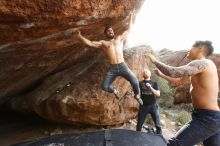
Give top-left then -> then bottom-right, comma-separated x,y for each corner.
127,0 -> 220,53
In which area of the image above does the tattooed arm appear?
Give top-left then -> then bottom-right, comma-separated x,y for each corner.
148,54 -> 209,78
154,69 -> 190,86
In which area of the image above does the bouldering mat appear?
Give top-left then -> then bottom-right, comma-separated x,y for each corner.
13,129 -> 167,146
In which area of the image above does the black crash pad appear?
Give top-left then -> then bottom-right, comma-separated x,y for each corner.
13,129 -> 167,146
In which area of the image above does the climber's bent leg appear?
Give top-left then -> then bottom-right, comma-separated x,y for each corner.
119,63 -> 143,105
102,64 -> 122,99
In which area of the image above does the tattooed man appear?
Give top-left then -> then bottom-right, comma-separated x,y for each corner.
148,41 -> 220,146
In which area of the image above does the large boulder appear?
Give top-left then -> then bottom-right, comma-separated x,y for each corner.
0,0 -> 144,44
158,49 -> 220,105
0,0 -> 147,125
0,0 -> 145,104
6,46 -> 149,125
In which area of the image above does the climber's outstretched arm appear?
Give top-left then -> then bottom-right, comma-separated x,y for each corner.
76,30 -> 104,48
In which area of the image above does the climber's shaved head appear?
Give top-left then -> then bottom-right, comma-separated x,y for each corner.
143,68 -> 151,79
104,25 -> 114,39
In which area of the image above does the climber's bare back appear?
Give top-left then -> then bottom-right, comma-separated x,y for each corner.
190,59 -> 219,111
100,36 -> 124,64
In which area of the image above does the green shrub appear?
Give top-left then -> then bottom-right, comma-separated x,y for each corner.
152,72 -> 175,108
175,110 -> 191,125
173,104 -> 193,113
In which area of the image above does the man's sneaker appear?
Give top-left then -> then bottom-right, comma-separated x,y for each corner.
135,95 -> 143,105
156,126 -> 162,134
113,89 -> 121,100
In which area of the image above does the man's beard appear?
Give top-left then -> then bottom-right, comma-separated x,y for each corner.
107,35 -> 114,39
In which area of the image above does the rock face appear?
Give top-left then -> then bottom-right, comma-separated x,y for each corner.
7,46 -> 149,125
0,0 -> 147,125
158,49 -> 220,105
0,0 -> 144,44
0,0 -> 144,105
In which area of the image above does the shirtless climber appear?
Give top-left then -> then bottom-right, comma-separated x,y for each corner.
75,12 -> 143,105
148,41 -> 220,146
